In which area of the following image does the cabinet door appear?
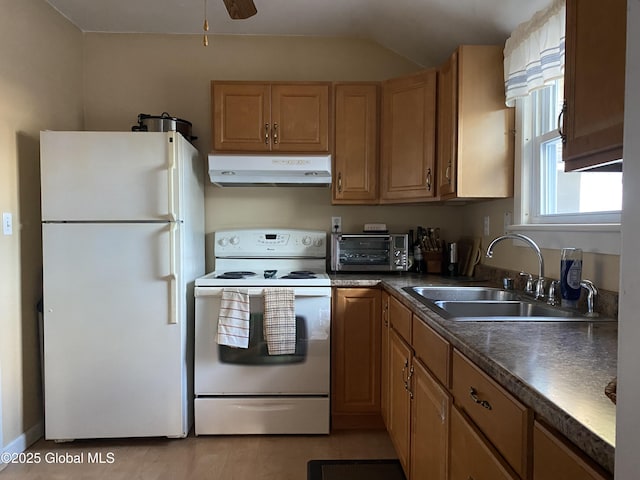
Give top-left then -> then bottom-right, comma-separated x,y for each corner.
271,84 -> 330,152
333,83 -> 379,204
533,421 -> 612,480
388,329 -> 412,475
381,291 -> 390,427
563,0 -> 626,171
410,359 -> 450,480
450,406 -> 518,480
380,70 -> 437,203
332,288 -> 382,428
212,82 -> 271,152
437,51 -> 458,198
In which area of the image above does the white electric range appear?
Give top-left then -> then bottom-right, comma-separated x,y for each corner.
194,229 -> 331,435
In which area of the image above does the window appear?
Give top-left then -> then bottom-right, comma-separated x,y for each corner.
527,79 -> 622,224
511,79 -> 621,255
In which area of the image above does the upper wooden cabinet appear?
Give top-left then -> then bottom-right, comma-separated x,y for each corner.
562,0 -> 626,171
380,70 -> 438,203
333,83 -> 379,204
437,45 -> 515,200
211,81 -> 330,153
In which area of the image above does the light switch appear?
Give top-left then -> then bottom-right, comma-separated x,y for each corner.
3,212 -> 12,235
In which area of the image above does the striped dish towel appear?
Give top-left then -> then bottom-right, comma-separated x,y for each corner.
216,288 -> 250,348
263,288 -> 296,355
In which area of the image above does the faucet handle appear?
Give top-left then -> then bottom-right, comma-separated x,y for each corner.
547,280 -> 560,305
519,272 -> 534,294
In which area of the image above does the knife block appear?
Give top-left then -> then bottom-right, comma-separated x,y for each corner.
424,251 -> 442,274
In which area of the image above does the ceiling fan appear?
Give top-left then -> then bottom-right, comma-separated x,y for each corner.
222,0 -> 257,19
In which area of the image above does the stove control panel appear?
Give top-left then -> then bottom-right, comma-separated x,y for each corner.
214,229 -> 327,258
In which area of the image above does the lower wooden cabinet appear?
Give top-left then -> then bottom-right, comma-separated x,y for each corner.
332,288 -> 382,428
450,406 -> 519,480
533,421 -> 612,480
388,329 -> 412,473
410,358 -> 450,480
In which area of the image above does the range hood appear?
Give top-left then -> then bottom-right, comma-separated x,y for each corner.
208,154 -> 332,187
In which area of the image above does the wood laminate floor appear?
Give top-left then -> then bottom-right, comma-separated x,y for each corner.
1,430 -> 396,479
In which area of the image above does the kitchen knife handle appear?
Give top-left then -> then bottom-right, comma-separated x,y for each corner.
265,123 -> 270,144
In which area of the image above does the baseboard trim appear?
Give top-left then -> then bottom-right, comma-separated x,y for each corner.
0,421 -> 44,472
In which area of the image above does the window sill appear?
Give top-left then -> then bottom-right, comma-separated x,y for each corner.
506,224 -> 621,255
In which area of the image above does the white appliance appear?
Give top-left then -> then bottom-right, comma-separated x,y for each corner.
194,229 -> 331,435
208,153 -> 332,186
40,131 -> 204,440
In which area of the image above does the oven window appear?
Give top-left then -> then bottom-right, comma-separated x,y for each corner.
338,237 -> 390,265
218,313 -> 308,365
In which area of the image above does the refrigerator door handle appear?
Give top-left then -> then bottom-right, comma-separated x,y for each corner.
168,222 -> 178,324
167,139 -> 177,222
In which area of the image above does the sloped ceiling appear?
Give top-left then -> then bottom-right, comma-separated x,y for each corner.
45,0 -> 551,66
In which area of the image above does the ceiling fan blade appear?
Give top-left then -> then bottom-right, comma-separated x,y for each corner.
222,0 -> 257,19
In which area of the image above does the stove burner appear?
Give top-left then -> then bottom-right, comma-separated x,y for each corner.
281,270 -> 317,279
216,271 -> 257,279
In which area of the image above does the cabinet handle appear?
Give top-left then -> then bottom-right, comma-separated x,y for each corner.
402,359 -> 409,390
338,172 -> 343,193
407,365 -> 414,399
558,100 -> 567,144
469,387 -> 492,410
273,123 -> 279,144
445,162 -> 452,184
426,168 -> 432,191
264,123 -> 270,144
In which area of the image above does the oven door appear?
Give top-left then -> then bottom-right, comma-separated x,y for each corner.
194,286 -> 331,395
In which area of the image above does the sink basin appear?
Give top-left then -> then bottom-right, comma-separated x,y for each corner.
433,300 -> 577,320
403,286 -> 615,322
406,286 -> 520,302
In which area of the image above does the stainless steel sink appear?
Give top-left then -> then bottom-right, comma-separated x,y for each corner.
407,286 -> 520,302
432,300 -> 578,320
403,286 -> 615,322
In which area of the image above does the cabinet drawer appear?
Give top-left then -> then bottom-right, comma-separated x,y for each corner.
452,350 -> 531,478
450,406 -> 518,480
533,421 -> 611,480
412,316 -> 450,387
389,295 -> 411,343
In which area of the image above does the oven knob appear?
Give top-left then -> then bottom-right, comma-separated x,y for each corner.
218,237 -> 229,246
314,238 -> 323,247
302,236 -> 312,246
230,236 -> 240,246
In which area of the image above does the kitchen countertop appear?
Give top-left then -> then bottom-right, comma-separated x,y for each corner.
330,272 -> 617,474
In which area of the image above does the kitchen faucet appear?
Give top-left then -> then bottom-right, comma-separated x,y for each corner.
486,233 -> 545,300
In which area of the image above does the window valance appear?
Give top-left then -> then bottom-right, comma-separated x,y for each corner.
504,0 -> 565,107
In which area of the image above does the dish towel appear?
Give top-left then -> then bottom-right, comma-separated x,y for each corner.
263,288 -> 296,355
216,288 -> 250,348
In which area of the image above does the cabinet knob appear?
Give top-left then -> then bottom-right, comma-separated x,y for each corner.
264,123 -> 270,144
426,168 -> 432,191
558,100 -> 567,144
337,172 -> 343,193
273,123 -> 279,144
469,387 -> 492,410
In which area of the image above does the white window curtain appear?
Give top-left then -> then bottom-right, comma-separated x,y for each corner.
504,0 -> 565,107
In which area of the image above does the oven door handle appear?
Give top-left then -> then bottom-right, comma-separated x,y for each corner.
195,287 -> 331,297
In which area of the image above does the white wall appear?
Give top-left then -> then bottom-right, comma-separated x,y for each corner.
615,0 -> 640,477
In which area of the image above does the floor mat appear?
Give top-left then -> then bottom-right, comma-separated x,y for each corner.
307,459 -> 405,480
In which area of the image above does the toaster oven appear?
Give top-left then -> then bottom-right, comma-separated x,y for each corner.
331,233 -> 409,272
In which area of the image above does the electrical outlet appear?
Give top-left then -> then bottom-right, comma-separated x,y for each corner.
504,212 -> 512,233
483,216 -> 490,236
331,216 -> 342,233
3,212 -> 12,235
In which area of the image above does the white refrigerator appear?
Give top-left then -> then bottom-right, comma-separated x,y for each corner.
40,131 -> 204,440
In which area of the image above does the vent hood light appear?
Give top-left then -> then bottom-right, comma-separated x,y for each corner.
208,154 -> 332,187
